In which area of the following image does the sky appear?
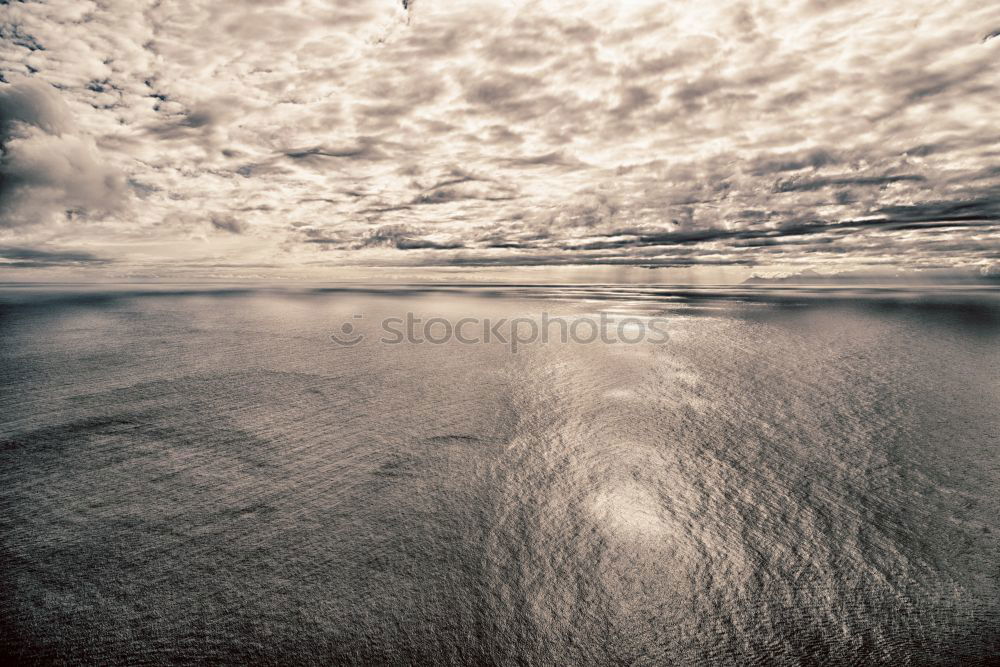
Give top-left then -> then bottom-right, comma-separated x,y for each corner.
0,0 -> 998,283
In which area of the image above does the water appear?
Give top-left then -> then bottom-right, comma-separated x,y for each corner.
1,285 -> 998,664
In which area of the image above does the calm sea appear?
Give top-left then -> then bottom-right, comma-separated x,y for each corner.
1,285 -> 998,664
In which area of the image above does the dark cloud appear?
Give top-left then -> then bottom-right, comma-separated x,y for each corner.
128,178 -> 161,199
749,148 -> 841,175
0,245 -> 110,267
144,97 -> 246,152
396,237 -> 465,250
210,214 -> 246,234
0,78 -> 124,227
872,197 -> 1000,224
505,150 -> 586,168
436,252 -> 758,268
556,195 -> 1000,253
0,78 -> 72,133
673,76 -> 726,108
612,86 -> 658,118
773,174 -> 925,192
410,188 -> 515,205
283,138 -> 386,162
350,224 -> 463,250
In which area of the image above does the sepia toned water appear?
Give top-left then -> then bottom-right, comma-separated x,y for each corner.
1,285 -> 998,664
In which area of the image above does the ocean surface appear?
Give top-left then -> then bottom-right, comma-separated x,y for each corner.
1,284 -> 998,665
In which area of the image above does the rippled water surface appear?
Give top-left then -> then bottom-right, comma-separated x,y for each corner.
1,285 -> 998,664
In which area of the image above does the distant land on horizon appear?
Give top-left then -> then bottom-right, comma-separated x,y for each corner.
742,267 -> 1000,286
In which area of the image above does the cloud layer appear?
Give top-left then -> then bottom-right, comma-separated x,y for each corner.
1,0 -> 998,277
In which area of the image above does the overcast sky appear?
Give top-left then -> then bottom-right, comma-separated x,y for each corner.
0,0 -> 998,282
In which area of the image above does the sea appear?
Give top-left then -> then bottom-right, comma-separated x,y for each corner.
1,284 -> 998,664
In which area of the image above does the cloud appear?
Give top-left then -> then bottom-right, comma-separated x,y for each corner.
0,0 -> 996,277
772,174 -> 926,193
0,78 -> 124,227
872,197 -> 1000,224
209,213 -> 246,234
144,96 -> 246,153
0,78 -> 73,133
0,245 -> 109,267
351,224 -> 463,250
284,138 -> 387,162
